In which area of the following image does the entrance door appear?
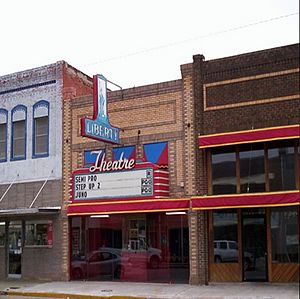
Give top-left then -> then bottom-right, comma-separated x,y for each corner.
242,208 -> 267,281
8,221 -> 22,278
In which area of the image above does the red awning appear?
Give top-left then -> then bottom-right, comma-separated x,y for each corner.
67,198 -> 190,216
191,191 -> 300,210
199,125 -> 299,148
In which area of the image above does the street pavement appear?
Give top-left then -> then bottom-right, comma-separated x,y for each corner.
0,279 -> 299,299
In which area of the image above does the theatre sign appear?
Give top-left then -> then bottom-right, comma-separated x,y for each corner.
70,150 -> 169,201
69,75 -> 169,204
81,74 -> 120,144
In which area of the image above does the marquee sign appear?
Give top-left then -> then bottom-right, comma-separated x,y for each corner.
70,151 -> 169,202
81,75 -> 120,144
73,167 -> 153,200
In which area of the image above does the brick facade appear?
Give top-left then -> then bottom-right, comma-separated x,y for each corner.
0,61 -> 92,281
1,43 -> 298,283
199,43 -> 299,134
63,75 -> 199,280
193,43 -> 299,283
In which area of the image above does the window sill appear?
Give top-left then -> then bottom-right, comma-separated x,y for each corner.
32,153 -> 49,159
10,156 -> 26,161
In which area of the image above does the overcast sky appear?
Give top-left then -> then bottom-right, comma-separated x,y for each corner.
0,0 -> 299,88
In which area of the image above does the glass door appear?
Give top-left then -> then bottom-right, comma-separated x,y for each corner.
242,208 -> 267,281
8,221 -> 22,278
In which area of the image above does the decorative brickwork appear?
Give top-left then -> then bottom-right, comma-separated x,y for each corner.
194,43 -> 299,284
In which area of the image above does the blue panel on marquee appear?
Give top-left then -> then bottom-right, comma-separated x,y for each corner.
113,146 -> 135,160
144,142 -> 168,165
84,149 -> 105,167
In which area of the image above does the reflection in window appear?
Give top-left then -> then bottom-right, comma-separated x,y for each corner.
70,213 -> 189,283
213,210 -> 238,263
71,217 -> 86,262
212,147 -> 236,194
0,222 -> 5,246
25,221 -> 52,246
240,144 -> 265,193
268,142 -> 296,191
271,207 -> 299,263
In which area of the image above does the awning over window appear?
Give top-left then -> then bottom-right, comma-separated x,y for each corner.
191,191 -> 299,210
67,198 -> 190,216
199,125 -> 299,148
0,207 -> 61,218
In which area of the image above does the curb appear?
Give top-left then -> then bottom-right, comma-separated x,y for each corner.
7,290 -> 145,299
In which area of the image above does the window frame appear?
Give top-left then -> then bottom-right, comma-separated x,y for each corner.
0,108 -> 8,162
25,220 -> 53,247
32,100 -> 49,158
207,139 -> 299,195
11,105 -> 27,161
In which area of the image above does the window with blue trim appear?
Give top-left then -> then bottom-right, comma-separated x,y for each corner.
0,109 -> 8,162
11,105 -> 27,160
33,101 -> 49,157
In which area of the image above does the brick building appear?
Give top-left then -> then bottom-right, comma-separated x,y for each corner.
0,62 -> 92,280
0,43 -> 298,284
65,43 -> 299,284
65,74 -> 194,283
191,43 -> 299,283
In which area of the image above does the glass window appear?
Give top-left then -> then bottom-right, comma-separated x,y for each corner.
268,141 -> 296,191
213,210 -> 238,263
33,101 -> 49,157
229,241 -> 238,250
71,213 -> 189,283
12,120 -> 26,159
0,222 -> 5,246
11,105 -> 26,160
271,206 -> 299,263
212,147 -> 236,194
34,116 -> 48,156
25,220 -> 52,246
0,123 -> 7,161
240,144 -> 265,193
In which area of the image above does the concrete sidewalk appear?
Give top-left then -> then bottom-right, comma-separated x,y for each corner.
0,279 -> 299,299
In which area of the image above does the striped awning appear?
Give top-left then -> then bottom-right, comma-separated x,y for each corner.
67,198 -> 190,216
199,125 -> 299,149
191,191 -> 299,210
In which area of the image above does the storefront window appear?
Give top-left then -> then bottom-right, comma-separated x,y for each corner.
70,213 -> 189,283
240,144 -> 265,193
25,220 -> 52,246
213,210 -> 238,263
0,222 -> 5,246
271,206 -> 299,263
268,141 -> 296,191
212,147 -> 236,194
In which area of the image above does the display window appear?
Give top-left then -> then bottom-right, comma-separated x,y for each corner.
70,212 -> 189,283
25,220 -> 53,246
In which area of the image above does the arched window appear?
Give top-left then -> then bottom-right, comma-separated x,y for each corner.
0,109 -> 8,162
33,100 -> 49,158
11,105 -> 27,160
